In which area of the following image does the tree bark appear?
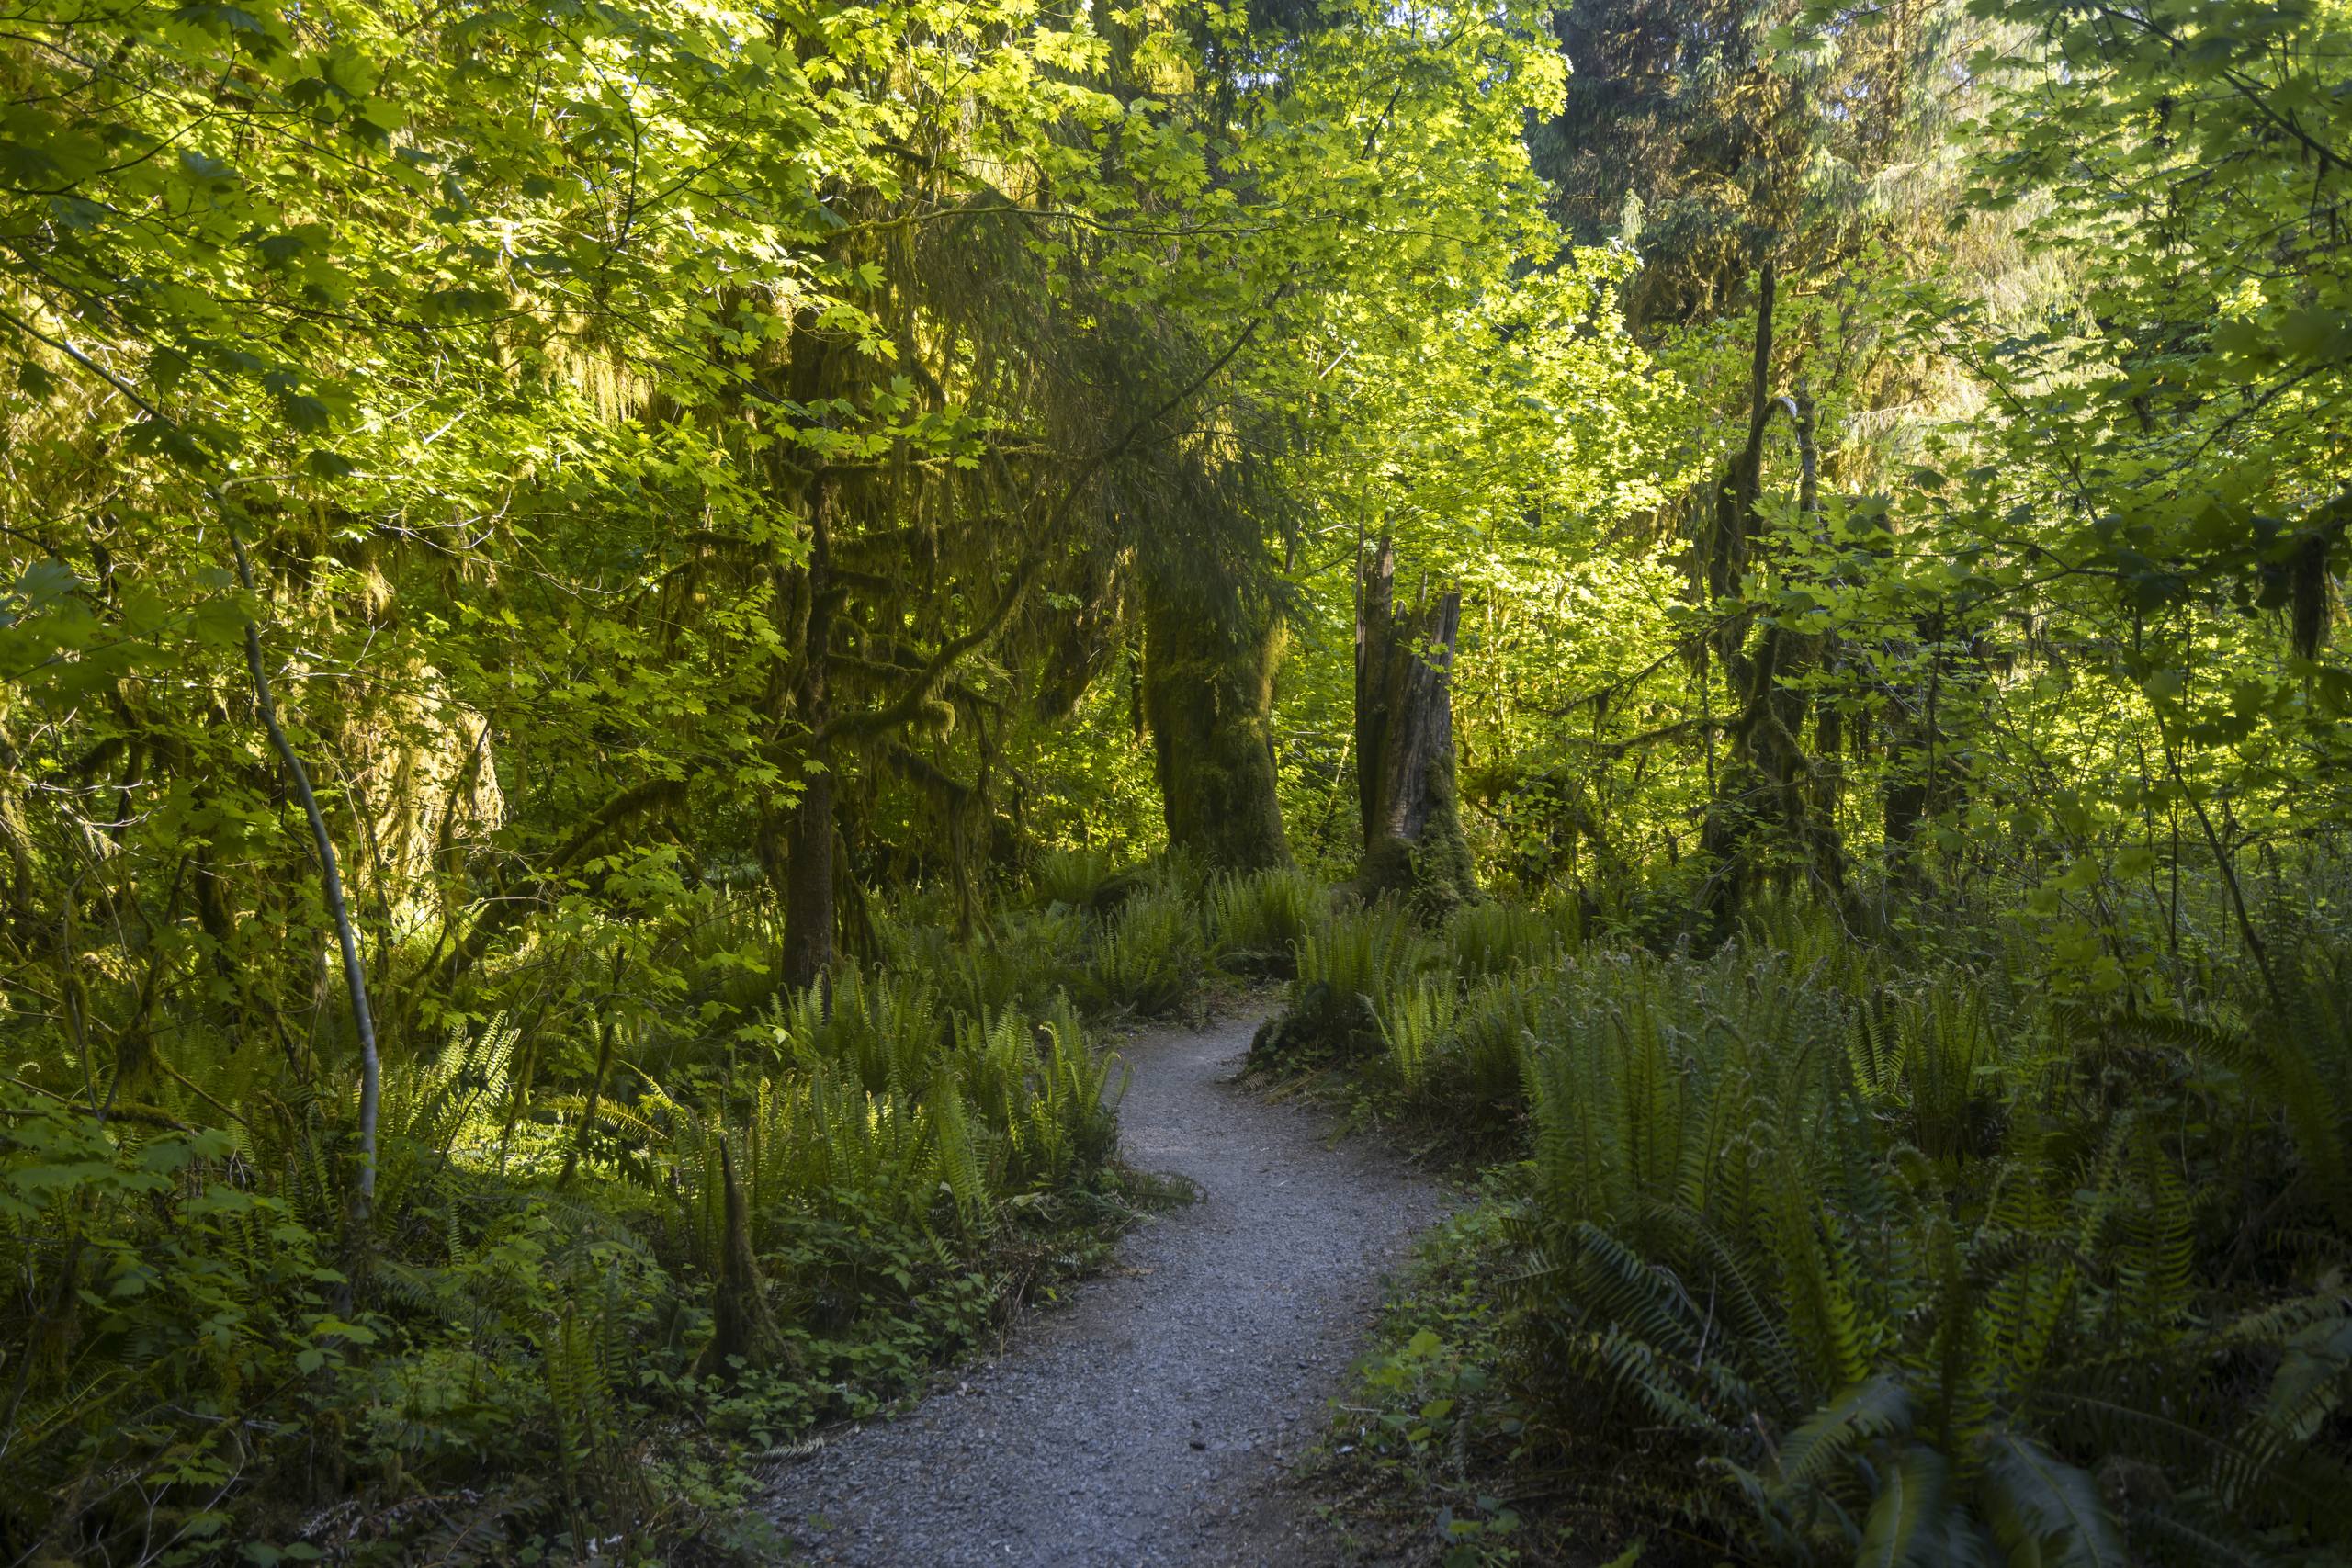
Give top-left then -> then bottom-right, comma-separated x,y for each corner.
1693,324 -> 1854,934
1707,257 -> 1780,687
1355,536 -> 1477,913
695,1136 -> 786,1381
1140,574 -> 1292,873
1882,615 -> 1940,873
781,504 -> 836,991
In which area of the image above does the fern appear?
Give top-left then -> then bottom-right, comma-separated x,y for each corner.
1376,976 -> 1458,1097
1440,922 -> 2352,1564
1977,1431 -> 2128,1568
1085,886 -> 1204,1019
1855,1445 -> 1954,1568
1206,867 -> 1321,976
1780,1376 -> 1917,1491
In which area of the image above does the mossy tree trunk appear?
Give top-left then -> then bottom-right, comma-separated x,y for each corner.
1696,603 -> 1847,928
695,1137 -> 786,1381
1355,536 -> 1477,914
754,462 -> 836,996
1140,576 -> 1292,873
1881,611 -> 1942,876
780,507 -> 836,992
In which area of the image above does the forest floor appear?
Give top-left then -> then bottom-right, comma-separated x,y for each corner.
763,1009 -> 1447,1565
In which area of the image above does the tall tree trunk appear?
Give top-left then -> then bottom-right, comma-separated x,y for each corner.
1140,575 -> 1291,873
781,758 -> 833,988
1882,613 -> 1941,875
1355,536 -> 1476,913
781,505 -> 835,991
695,1136 -> 786,1381
1707,257 -> 1780,688
1693,291 -> 1853,933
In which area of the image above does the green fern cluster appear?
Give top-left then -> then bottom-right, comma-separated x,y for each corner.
1,903 -> 1141,1563
1378,976 -> 1461,1097
1481,939 -> 2352,1563
1265,888 -> 2352,1562
1028,844 -> 1128,909
1083,886 -> 1208,1019
1206,866 -> 1324,976
1256,900 -> 1442,1061
764,968 -> 947,1096
679,992 -> 1121,1265
1444,899 -> 1577,979
886,903 -> 1092,1019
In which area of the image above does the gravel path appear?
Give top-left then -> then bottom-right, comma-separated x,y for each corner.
765,1011 -> 1444,1566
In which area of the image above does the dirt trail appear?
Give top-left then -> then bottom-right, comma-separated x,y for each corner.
766,1012 -> 1443,1566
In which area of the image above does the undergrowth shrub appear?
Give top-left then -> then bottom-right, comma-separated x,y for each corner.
678,887 -> 791,1020
1255,900 -> 1438,1061
1029,845 -> 1126,909
1315,1196 -> 1553,1559
888,904 -> 1090,1020
2,946 -> 1138,1563
1448,970 -> 1540,1114
1443,899 -> 1575,978
680,995 -> 1118,1252
1085,886 -> 1206,1019
1377,976 -> 1459,1098
1496,942 -> 2352,1562
766,967 -> 946,1094
1283,894 -> 2352,1563
1207,866 -> 1322,976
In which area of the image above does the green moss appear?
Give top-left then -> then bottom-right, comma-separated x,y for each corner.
1142,590 -> 1294,873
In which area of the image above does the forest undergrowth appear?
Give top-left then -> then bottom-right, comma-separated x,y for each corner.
1255,875 -> 2352,1567
0,852 -> 1283,1565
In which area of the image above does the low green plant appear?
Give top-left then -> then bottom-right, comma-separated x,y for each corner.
1306,904 -> 2352,1564
1029,845 -> 1128,910
1256,900 -> 1439,1061
1315,1197 -> 1589,1566
1448,972 -> 1541,1115
1085,886 -> 1206,1019
766,966 -> 947,1095
1444,899 -> 1575,978
1377,976 -> 1459,1098
888,904 -> 1091,1019
2,943 -> 1137,1562
1208,866 -> 1323,976
1501,941 -> 2352,1562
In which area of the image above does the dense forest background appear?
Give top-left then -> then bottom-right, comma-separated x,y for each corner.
2,0 -> 2349,1561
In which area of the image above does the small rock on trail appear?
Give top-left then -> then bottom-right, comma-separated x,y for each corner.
765,1012 -> 1444,1565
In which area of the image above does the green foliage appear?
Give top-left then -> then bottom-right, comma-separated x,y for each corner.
1084,886 -> 1208,1021
1207,866 -> 1325,977
9,0 -> 2352,1555
1444,900 -> 1577,980
892,905 -> 1090,1021
0,926 -> 1144,1560
1256,901 -> 1442,1064
1317,1194 -> 1607,1566
1030,847 -> 1130,913
1309,917 -> 2352,1562
763,968 -> 948,1098
1378,977 -> 1461,1100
